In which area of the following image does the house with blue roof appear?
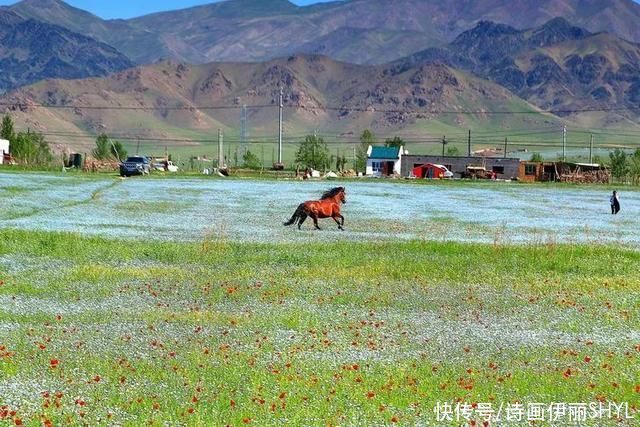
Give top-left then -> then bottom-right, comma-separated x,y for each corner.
366,145 -> 406,176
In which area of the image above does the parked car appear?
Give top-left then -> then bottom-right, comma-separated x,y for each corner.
120,156 -> 151,177
462,165 -> 492,179
152,160 -> 179,173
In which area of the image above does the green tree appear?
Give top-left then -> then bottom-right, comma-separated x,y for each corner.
609,148 -> 629,182
1,115 -> 15,142
530,152 -> 543,162
356,130 -> 376,173
295,135 -> 330,171
385,136 -> 403,148
630,149 -> 640,185
242,150 -> 261,170
110,140 -> 127,161
11,131 -> 51,165
93,134 -> 111,160
446,146 -> 460,156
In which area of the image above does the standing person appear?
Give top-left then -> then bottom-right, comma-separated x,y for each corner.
610,191 -> 621,214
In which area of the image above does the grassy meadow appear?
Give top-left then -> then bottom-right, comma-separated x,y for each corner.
0,228 -> 638,425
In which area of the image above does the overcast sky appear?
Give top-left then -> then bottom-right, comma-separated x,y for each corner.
0,0 -> 338,19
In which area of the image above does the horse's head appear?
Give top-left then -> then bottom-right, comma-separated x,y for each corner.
339,187 -> 346,204
321,187 -> 346,203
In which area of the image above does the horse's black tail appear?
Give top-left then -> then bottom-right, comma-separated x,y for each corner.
284,203 -> 304,226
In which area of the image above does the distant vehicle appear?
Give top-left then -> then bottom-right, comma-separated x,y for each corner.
462,165 -> 492,179
152,160 -> 179,173
120,156 -> 151,177
412,163 -> 454,179
166,161 -> 179,173
439,165 -> 454,178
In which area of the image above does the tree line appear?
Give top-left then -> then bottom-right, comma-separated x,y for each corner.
1,114 -> 53,165
609,148 -> 640,184
1,114 -> 131,166
292,130 -> 405,172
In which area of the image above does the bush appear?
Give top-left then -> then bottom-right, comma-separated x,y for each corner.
11,132 -> 52,165
242,150 -> 261,169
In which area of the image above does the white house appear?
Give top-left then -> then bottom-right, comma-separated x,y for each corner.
366,145 -> 406,176
0,139 -> 9,165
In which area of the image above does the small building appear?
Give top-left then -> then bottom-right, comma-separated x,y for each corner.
0,139 -> 9,165
366,145 -> 405,176
412,163 -> 453,179
518,162 -> 558,182
402,155 -> 520,179
518,162 -> 609,183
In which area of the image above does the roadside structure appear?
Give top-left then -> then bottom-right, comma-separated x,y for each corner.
366,145 -> 405,176
402,155 -> 520,179
0,139 -> 9,165
518,161 -> 558,182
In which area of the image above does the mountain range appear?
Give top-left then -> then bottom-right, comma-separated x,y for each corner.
8,0 -> 640,66
5,53 -> 565,153
1,0 -> 640,153
395,18 -> 640,125
0,9 -> 132,92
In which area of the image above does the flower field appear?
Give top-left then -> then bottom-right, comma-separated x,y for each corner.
0,172 -> 638,425
2,172 -> 640,244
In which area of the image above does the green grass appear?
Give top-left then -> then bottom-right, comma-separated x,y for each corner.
0,229 -> 638,425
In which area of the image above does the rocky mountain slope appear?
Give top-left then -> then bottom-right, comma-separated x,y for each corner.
395,18 -> 640,125
1,55 -> 553,150
0,9 -> 133,92
10,0 -> 640,65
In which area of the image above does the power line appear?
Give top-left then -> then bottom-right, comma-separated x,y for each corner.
2,101 -> 640,116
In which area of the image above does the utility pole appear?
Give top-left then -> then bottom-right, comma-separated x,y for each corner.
353,146 -> 357,175
278,87 -> 283,166
468,129 -> 471,157
136,136 -> 140,155
217,128 -> 224,168
563,125 -> 568,161
240,104 -> 247,152
504,137 -> 508,159
441,136 -> 447,158
109,139 -> 121,162
589,134 -> 594,164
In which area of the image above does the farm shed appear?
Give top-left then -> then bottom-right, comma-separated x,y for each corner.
366,145 -> 405,177
518,162 -> 558,182
0,139 -> 9,165
557,162 -> 609,184
402,155 -> 520,179
412,163 -> 451,179
518,162 -> 609,183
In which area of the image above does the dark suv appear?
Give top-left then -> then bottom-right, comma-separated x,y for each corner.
120,156 -> 151,177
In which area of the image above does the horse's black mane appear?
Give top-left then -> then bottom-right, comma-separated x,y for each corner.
320,187 -> 345,200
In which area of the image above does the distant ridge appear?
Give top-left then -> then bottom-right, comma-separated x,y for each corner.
0,9 -> 133,92
10,0 -> 640,65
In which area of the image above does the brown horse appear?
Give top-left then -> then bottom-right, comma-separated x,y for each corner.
284,187 -> 346,230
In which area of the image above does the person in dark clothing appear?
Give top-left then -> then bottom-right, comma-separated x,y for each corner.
610,191 -> 621,214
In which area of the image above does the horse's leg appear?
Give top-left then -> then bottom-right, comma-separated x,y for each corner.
311,214 -> 321,230
297,213 -> 308,230
339,214 -> 345,228
332,216 -> 343,230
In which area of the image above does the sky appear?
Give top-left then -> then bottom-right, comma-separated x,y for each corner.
0,0 -> 337,19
